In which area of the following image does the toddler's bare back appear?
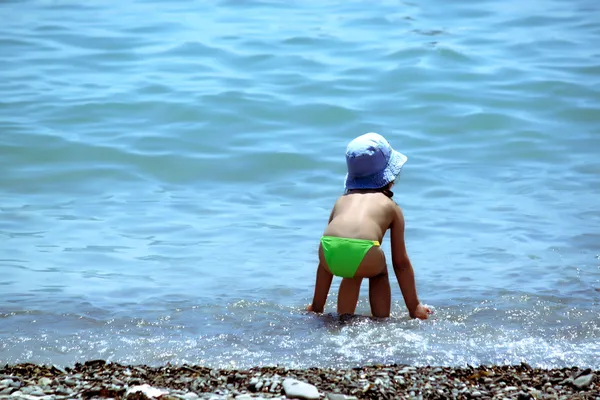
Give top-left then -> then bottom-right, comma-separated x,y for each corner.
323,191 -> 396,244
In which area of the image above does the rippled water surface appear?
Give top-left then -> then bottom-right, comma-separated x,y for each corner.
1,0 -> 599,369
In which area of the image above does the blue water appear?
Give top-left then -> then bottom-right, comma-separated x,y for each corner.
1,0 -> 599,369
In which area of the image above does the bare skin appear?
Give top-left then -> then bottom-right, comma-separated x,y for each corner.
307,182 -> 431,319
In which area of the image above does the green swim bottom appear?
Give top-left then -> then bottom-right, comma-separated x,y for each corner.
320,236 -> 380,278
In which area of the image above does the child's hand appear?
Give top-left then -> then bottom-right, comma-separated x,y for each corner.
306,304 -> 314,312
412,304 -> 432,320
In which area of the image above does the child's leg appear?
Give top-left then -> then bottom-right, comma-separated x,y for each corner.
337,277 -> 363,315
369,270 -> 391,318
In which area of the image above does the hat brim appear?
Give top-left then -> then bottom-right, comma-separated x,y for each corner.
344,150 -> 407,190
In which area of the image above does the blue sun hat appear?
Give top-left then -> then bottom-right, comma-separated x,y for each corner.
344,132 -> 408,190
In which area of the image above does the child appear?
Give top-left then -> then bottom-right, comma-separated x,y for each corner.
307,132 -> 431,319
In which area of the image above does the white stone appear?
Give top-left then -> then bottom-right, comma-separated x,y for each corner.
183,393 -> 200,400
125,384 -> 168,399
282,378 -> 319,400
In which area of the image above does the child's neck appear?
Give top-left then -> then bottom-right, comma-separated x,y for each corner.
346,188 -> 394,198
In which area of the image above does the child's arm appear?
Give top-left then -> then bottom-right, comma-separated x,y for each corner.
390,204 -> 431,319
308,259 -> 333,313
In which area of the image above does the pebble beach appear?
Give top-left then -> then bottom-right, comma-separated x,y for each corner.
1,361 -> 597,400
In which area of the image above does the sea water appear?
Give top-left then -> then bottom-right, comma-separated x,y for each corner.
1,0 -> 599,369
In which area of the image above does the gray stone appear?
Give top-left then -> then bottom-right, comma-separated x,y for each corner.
191,378 -> 205,392
282,378 -> 319,400
20,386 -> 35,394
471,391 -> 481,397
326,394 -> 358,400
12,394 -> 48,400
399,367 -> 416,374
516,392 -> 531,400
53,387 -> 71,396
248,377 -> 262,393
573,373 -> 595,389
62,379 -> 77,388
112,377 -> 125,386
574,368 -> 592,379
234,395 -> 253,400
183,393 -> 199,400
37,378 -> 51,388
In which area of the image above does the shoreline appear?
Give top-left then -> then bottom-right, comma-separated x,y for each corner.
1,361 -> 598,399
